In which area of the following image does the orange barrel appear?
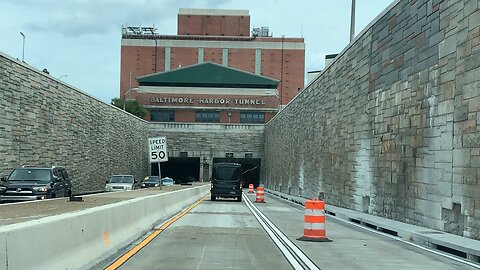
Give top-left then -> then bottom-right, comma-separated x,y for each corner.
248,184 -> 254,193
255,186 -> 265,203
298,198 -> 331,242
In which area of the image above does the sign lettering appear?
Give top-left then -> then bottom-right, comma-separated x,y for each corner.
150,97 -> 267,106
148,137 -> 168,163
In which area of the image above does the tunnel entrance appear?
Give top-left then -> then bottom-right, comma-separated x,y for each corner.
151,157 -> 200,184
212,158 -> 261,188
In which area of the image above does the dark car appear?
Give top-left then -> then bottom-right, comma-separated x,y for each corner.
0,166 -> 73,202
211,163 -> 242,202
141,176 -> 161,188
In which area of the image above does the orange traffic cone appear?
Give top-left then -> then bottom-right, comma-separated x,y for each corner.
248,184 -> 254,193
298,198 -> 332,242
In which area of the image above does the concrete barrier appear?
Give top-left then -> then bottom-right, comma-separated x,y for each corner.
0,184 -> 210,270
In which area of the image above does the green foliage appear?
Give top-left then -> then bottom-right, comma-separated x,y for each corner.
111,98 -> 148,119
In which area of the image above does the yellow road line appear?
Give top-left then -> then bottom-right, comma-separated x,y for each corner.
105,194 -> 209,270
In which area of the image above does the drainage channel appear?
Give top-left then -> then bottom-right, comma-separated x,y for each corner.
243,193 -> 320,270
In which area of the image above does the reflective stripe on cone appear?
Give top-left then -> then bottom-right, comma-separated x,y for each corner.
298,198 -> 332,242
255,186 -> 265,203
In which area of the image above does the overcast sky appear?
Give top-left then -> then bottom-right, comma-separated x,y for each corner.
1,0 -> 394,103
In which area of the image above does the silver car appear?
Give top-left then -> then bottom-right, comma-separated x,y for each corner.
105,175 -> 136,192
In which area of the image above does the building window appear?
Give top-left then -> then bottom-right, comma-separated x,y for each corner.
195,111 -> 220,123
150,110 -> 175,122
240,112 -> 265,124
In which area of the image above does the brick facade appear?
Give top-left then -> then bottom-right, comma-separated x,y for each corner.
177,10 -> 250,36
120,9 -> 305,110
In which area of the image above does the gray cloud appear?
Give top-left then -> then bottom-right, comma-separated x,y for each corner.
25,0 -> 174,36
13,0 -> 230,37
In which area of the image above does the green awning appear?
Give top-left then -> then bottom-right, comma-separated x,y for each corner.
137,62 -> 279,89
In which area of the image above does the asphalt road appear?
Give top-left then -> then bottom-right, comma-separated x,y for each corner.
107,191 -> 478,270
114,195 -> 290,270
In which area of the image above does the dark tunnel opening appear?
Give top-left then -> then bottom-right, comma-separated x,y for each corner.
213,158 -> 261,188
151,157 -> 200,184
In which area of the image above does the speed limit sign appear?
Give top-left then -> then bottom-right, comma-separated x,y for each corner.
148,137 -> 168,163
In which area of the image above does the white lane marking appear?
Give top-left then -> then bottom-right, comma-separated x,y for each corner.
243,195 -> 303,269
267,192 -> 480,269
243,193 -> 319,270
196,245 -> 207,270
0,215 -> 47,221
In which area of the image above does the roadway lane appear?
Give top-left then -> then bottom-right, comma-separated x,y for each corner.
248,192 -> 478,270
106,190 -> 478,270
115,196 -> 291,270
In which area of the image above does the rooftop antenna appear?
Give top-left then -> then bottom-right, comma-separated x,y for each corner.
301,18 -> 304,38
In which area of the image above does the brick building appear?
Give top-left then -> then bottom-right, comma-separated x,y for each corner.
137,62 -> 280,124
120,8 -> 305,123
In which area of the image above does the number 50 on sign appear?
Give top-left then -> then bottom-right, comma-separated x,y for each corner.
149,137 -> 168,163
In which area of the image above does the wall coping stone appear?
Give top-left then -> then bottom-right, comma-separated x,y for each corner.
0,50 -> 147,123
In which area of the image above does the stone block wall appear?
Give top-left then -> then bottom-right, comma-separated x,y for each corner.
0,52 -> 149,192
264,0 -> 480,239
149,122 -> 264,181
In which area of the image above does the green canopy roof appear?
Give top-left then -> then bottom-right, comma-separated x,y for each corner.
137,62 -> 279,89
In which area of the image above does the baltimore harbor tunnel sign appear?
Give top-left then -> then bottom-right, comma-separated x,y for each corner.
150,97 -> 267,106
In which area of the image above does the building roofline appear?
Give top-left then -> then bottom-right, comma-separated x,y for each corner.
121,34 -> 304,43
179,8 -> 249,16
137,61 -> 280,85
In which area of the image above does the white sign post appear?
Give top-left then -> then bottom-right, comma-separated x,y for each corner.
149,137 -> 168,187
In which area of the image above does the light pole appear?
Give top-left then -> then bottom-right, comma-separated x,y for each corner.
20,32 -> 25,62
59,75 -> 68,80
123,88 -> 138,111
280,35 -> 285,105
350,0 -> 356,42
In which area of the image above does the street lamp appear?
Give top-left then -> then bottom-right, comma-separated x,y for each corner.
20,32 -> 25,62
350,0 -> 356,42
123,88 -> 138,111
59,75 -> 68,80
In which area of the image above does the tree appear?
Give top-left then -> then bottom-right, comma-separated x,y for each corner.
111,98 -> 148,119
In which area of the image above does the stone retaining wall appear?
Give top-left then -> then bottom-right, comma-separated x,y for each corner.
0,52 -> 149,192
264,0 -> 480,240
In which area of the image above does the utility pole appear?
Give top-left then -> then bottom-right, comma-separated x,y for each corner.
20,32 -> 25,61
124,70 -> 132,111
350,0 -> 356,42
280,35 -> 285,106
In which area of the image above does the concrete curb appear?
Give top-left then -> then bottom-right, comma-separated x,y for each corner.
0,184 -> 210,270
265,188 -> 480,265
